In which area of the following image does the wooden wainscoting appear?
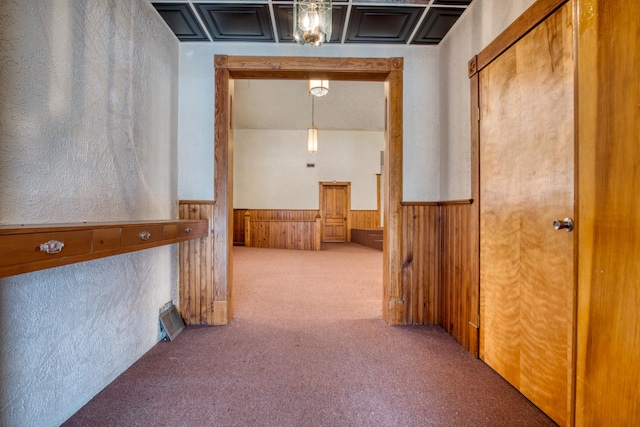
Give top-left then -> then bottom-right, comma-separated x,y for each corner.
234,209 -> 380,248
234,209 -> 320,249
401,203 -> 440,325
179,200 -> 217,325
244,212 -> 321,251
401,200 -> 478,355
440,201 -> 479,356
233,209 -> 247,245
350,210 -> 381,229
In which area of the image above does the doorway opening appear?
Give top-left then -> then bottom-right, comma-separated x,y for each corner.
213,56 -> 404,325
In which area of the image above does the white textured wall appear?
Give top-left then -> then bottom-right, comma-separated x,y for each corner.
234,130 -> 383,209
178,43 -> 439,202
0,1 -> 179,426
438,0 -> 537,199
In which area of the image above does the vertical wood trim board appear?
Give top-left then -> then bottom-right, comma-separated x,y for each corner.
213,59 -> 233,325
179,201 -> 215,325
383,65 -> 404,325
575,1 -> 640,425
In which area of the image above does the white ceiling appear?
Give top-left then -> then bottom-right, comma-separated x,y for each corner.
233,80 -> 385,132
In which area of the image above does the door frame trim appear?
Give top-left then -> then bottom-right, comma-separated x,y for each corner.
213,55 -> 404,325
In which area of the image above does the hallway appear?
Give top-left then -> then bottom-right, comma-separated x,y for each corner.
64,244 -> 555,426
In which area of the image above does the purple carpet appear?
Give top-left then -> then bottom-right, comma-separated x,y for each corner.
64,243 -> 556,426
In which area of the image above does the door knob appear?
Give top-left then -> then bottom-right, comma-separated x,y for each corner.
553,218 -> 574,232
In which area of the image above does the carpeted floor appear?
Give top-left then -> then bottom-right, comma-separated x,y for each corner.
64,243 -> 556,426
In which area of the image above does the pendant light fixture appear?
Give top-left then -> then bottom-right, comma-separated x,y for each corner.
308,95 -> 318,154
293,0 -> 332,47
309,79 -> 329,97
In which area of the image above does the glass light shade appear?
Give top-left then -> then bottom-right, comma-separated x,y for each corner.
309,79 -> 329,97
293,0 -> 332,47
307,125 -> 318,154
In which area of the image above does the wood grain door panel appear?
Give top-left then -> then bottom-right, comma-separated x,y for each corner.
479,3 -> 574,426
321,184 -> 349,242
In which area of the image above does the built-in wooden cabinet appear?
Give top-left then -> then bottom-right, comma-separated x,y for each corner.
0,220 -> 208,278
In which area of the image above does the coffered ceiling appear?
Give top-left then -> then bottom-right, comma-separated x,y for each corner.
150,0 -> 473,45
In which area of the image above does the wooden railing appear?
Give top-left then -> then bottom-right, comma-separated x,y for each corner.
243,211 -> 322,251
234,209 -> 319,245
234,209 -> 380,246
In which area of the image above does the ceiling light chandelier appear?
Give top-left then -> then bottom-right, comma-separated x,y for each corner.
293,0 -> 332,47
308,95 -> 318,154
309,79 -> 329,97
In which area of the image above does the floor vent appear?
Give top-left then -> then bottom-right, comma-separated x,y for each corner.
159,303 -> 185,341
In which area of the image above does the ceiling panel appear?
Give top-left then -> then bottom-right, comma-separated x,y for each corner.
151,1 -> 473,45
412,7 -> 464,45
345,6 -> 423,44
152,3 -> 208,41
194,4 -> 274,42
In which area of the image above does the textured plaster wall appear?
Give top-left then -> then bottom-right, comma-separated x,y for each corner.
0,1 -> 179,426
438,0 -> 537,199
234,129 -> 384,210
178,43 -> 439,202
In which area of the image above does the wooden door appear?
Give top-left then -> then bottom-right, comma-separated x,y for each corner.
320,183 -> 349,242
479,3 -> 574,426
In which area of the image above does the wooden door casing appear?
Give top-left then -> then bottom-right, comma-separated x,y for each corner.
214,56 -> 404,326
320,182 -> 350,242
478,3 -> 575,426
575,0 -> 640,424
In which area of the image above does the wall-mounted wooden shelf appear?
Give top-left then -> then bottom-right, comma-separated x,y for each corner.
0,220 -> 209,278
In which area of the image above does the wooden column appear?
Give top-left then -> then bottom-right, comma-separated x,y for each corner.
213,55 -> 233,325
383,59 -> 404,325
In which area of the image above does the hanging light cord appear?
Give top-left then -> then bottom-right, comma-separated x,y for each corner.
311,95 -> 315,126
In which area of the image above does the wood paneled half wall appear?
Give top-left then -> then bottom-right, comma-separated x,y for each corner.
401,200 -> 479,356
179,200 -> 226,325
233,209 -> 380,250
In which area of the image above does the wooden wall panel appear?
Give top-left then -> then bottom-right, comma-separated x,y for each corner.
233,209 -> 247,245
440,202 -> 478,355
234,209 -> 320,246
179,201 -> 215,325
401,200 -> 478,355
350,210 -> 381,229
235,209 -> 379,246
401,203 -> 440,325
247,220 -> 319,251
